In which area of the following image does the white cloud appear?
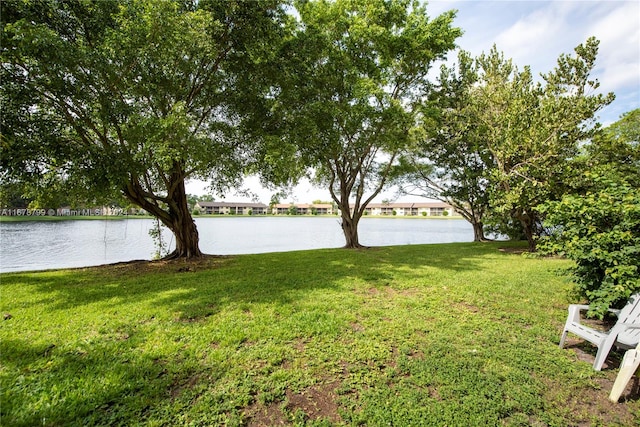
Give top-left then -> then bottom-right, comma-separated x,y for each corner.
442,1 -> 638,123
586,2 -> 640,93
492,2 -> 599,74
495,5 -> 566,54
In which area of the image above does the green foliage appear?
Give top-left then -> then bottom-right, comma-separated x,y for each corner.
480,39 -> 614,250
275,0 -> 461,247
538,178 -> 640,317
395,49 -> 492,240
1,0 -> 290,257
0,181 -> 30,208
2,243 -> 636,424
399,39 -> 614,249
585,108 -> 640,189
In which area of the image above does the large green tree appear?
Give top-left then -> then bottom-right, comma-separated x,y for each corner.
483,38 -> 614,250
1,0 -> 288,258
274,0 -> 460,248
400,39 -> 613,250
392,50 -> 494,241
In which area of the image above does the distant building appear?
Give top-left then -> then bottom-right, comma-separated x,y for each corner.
193,201 -> 455,216
272,203 -> 334,215
351,202 -> 457,216
194,202 -> 269,215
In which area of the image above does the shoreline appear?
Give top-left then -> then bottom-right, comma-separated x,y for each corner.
0,213 -> 462,223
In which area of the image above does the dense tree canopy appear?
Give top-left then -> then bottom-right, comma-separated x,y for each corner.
1,0 -> 289,258
538,110 -> 640,315
585,108 -> 640,188
392,50 -> 493,242
488,38 -> 614,250
394,38 -> 614,250
273,0 -> 461,247
2,0 -> 631,271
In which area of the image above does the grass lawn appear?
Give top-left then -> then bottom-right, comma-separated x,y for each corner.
1,242 -> 638,426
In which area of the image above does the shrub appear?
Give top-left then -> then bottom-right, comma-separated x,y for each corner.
538,179 -> 640,317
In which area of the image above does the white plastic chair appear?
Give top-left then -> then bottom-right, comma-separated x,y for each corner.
609,343 -> 640,402
559,293 -> 640,371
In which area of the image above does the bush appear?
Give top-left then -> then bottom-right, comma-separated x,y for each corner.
538,179 -> 640,317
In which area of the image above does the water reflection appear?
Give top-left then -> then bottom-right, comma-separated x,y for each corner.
0,217 -> 472,272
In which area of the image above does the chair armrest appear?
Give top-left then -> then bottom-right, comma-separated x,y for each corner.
608,308 -> 622,316
567,304 -> 591,322
569,304 -> 590,311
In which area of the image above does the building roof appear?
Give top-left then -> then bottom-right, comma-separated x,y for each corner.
352,202 -> 452,209
273,203 -> 333,209
195,202 -> 268,208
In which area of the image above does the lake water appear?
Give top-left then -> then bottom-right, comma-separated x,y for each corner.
0,217 -> 473,273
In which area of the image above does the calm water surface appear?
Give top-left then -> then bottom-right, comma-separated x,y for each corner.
0,217 -> 472,272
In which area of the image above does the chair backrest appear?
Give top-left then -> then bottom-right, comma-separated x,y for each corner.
617,293 -> 640,346
619,293 -> 640,324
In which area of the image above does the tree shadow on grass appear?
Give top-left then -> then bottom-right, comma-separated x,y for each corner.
2,242 -> 504,313
1,337 -> 182,426
1,242 -> 538,425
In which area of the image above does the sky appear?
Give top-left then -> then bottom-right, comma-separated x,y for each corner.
186,0 -> 640,203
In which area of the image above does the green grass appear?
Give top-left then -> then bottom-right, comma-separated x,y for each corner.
1,242 -> 638,426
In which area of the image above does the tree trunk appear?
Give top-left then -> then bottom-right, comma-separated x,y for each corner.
163,175 -> 202,259
164,205 -> 202,259
123,171 -> 202,260
454,204 -> 488,242
517,211 -> 537,252
472,221 -> 486,242
338,202 -> 365,249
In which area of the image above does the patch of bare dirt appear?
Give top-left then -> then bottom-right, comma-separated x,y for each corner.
454,301 -> 481,313
285,381 -> 342,423
542,371 -> 639,426
245,400 -> 289,427
361,286 -> 420,298
244,381 -> 342,426
169,374 -> 200,401
81,254 -> 231,275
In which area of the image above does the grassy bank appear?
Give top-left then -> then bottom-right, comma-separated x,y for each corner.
1,242 -> 638,426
